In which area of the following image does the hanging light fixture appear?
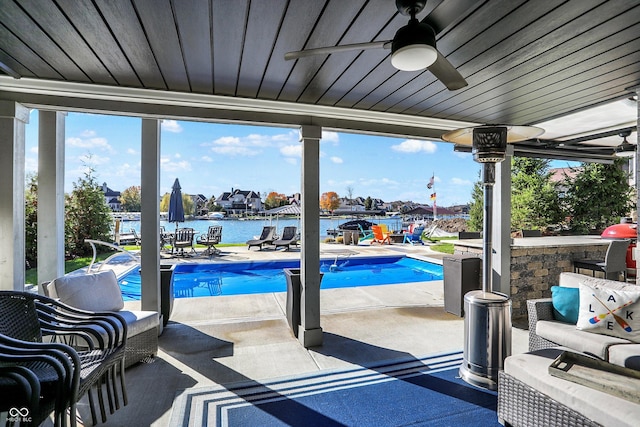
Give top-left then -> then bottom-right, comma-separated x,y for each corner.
390,17 -> 438,71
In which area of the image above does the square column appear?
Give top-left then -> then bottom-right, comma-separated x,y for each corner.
299,125 -> 322,347
37,111 -> 66,283
140,119 -> 161,313
0,101 -> 29,290
493,145 -> 512,295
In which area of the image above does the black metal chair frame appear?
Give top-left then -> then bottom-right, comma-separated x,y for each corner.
196,225 -> 222,257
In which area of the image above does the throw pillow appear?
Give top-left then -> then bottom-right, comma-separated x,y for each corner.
576,282 -> 640,343
551,285 -> 580,324
51,270 -> 124,312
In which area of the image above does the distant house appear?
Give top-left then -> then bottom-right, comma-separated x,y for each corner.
190,193 -> 208,216
101,182 -> 121,211
214,189 -> 262,214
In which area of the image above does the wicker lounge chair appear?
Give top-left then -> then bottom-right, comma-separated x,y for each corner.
273,226 -> 298,250
246,226 -> 276,250
42,269 -> 159,369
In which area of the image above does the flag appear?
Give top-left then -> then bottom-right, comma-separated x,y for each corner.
430,193 -> 436,201
427,174 -> 434,189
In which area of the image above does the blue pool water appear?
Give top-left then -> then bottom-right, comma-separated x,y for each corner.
118,256 -> 443,300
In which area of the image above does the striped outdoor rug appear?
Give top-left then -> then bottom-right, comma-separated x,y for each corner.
170,351 -> 500,427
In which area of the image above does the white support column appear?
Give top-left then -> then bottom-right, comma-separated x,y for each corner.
493,146 -> 513,295
0,101 -> 29,290
37,111 -> 66,283
299,125 -> 323,347
140,119 -> 161,313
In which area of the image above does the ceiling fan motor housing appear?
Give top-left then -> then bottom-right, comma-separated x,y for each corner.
391,20 -> 437,71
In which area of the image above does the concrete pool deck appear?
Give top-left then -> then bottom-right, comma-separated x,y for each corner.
89,241 -> 530,426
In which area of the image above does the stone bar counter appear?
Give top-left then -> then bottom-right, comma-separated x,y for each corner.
452,235 -> 612,319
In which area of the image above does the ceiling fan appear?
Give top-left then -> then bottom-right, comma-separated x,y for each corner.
284,0 -> 468,91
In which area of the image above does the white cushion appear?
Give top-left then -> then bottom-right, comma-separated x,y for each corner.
536,320 -> 629,360
505,349 -> 640,427
608,344 -> 640,371
117,310 -> 158,337
51,270 -> 124,312
576,282 -> 640,343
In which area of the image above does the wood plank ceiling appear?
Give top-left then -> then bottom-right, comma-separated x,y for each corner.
0,0 -> 639,159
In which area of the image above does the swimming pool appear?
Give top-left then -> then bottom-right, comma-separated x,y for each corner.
118,255 -> 443,300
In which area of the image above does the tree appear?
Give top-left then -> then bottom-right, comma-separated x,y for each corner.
264,192 -> 287,210
346,186 -> 354,209
120,185 -> 141,212
159,192 -> 194,215
565,159 -> 634,233
160,193 -> 170,212
510,157 -> 563,230
25,173 -> 38,268
320,191 -> 340,213
65,168 -> 112,256
467,174 -> 483,232
364,196 -> 373,210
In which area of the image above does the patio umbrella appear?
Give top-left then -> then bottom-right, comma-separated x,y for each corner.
168,178 -> 185,232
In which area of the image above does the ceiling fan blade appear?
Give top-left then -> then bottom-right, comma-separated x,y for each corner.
284,41 -> 390,61
427,51 -> 467,91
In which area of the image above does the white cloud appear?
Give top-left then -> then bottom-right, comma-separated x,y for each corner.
67,136 -> 114,153
201,155 -> 213,162
330,156 -> 343,164
29,146 -> 38,154
161,157 -> 192,172
161,120 -> 183,133
391,139 -> 438,153
174,153 -> 181,158
284,157 -> 297,165
451,177 -> 472,186
280,144 -> 302,157
126,148 -> 137,155
358,177 -> 400,187
211,145 -> 260,156
322,131 -> 340,143
78,153 -> 110,165
80,129 -> 97,137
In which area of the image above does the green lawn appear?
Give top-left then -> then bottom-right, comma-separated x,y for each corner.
26,251 -> 114,285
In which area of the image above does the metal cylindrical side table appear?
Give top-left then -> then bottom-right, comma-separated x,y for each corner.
459,290 -> 512,390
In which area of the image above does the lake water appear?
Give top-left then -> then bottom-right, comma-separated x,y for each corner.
117,217 -> 405,244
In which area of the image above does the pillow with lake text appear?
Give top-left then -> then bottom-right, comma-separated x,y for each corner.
576,282 -> 640,343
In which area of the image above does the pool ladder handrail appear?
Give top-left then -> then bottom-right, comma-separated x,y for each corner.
84,239 -> 140,274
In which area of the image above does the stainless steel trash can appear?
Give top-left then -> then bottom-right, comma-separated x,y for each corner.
459,290 -> 512,390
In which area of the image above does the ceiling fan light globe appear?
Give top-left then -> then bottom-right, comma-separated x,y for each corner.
391,44 -> 437,71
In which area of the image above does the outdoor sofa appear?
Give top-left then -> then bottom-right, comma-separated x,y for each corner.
498,272 -> 640,426
41,269 -> 159,368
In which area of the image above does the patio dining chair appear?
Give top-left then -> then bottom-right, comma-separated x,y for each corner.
196,225 -> 222,257
171,227 -> 196,256
573,239 -> 630,281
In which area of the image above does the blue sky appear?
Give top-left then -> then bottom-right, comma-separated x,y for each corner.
25,111 -> 488,207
